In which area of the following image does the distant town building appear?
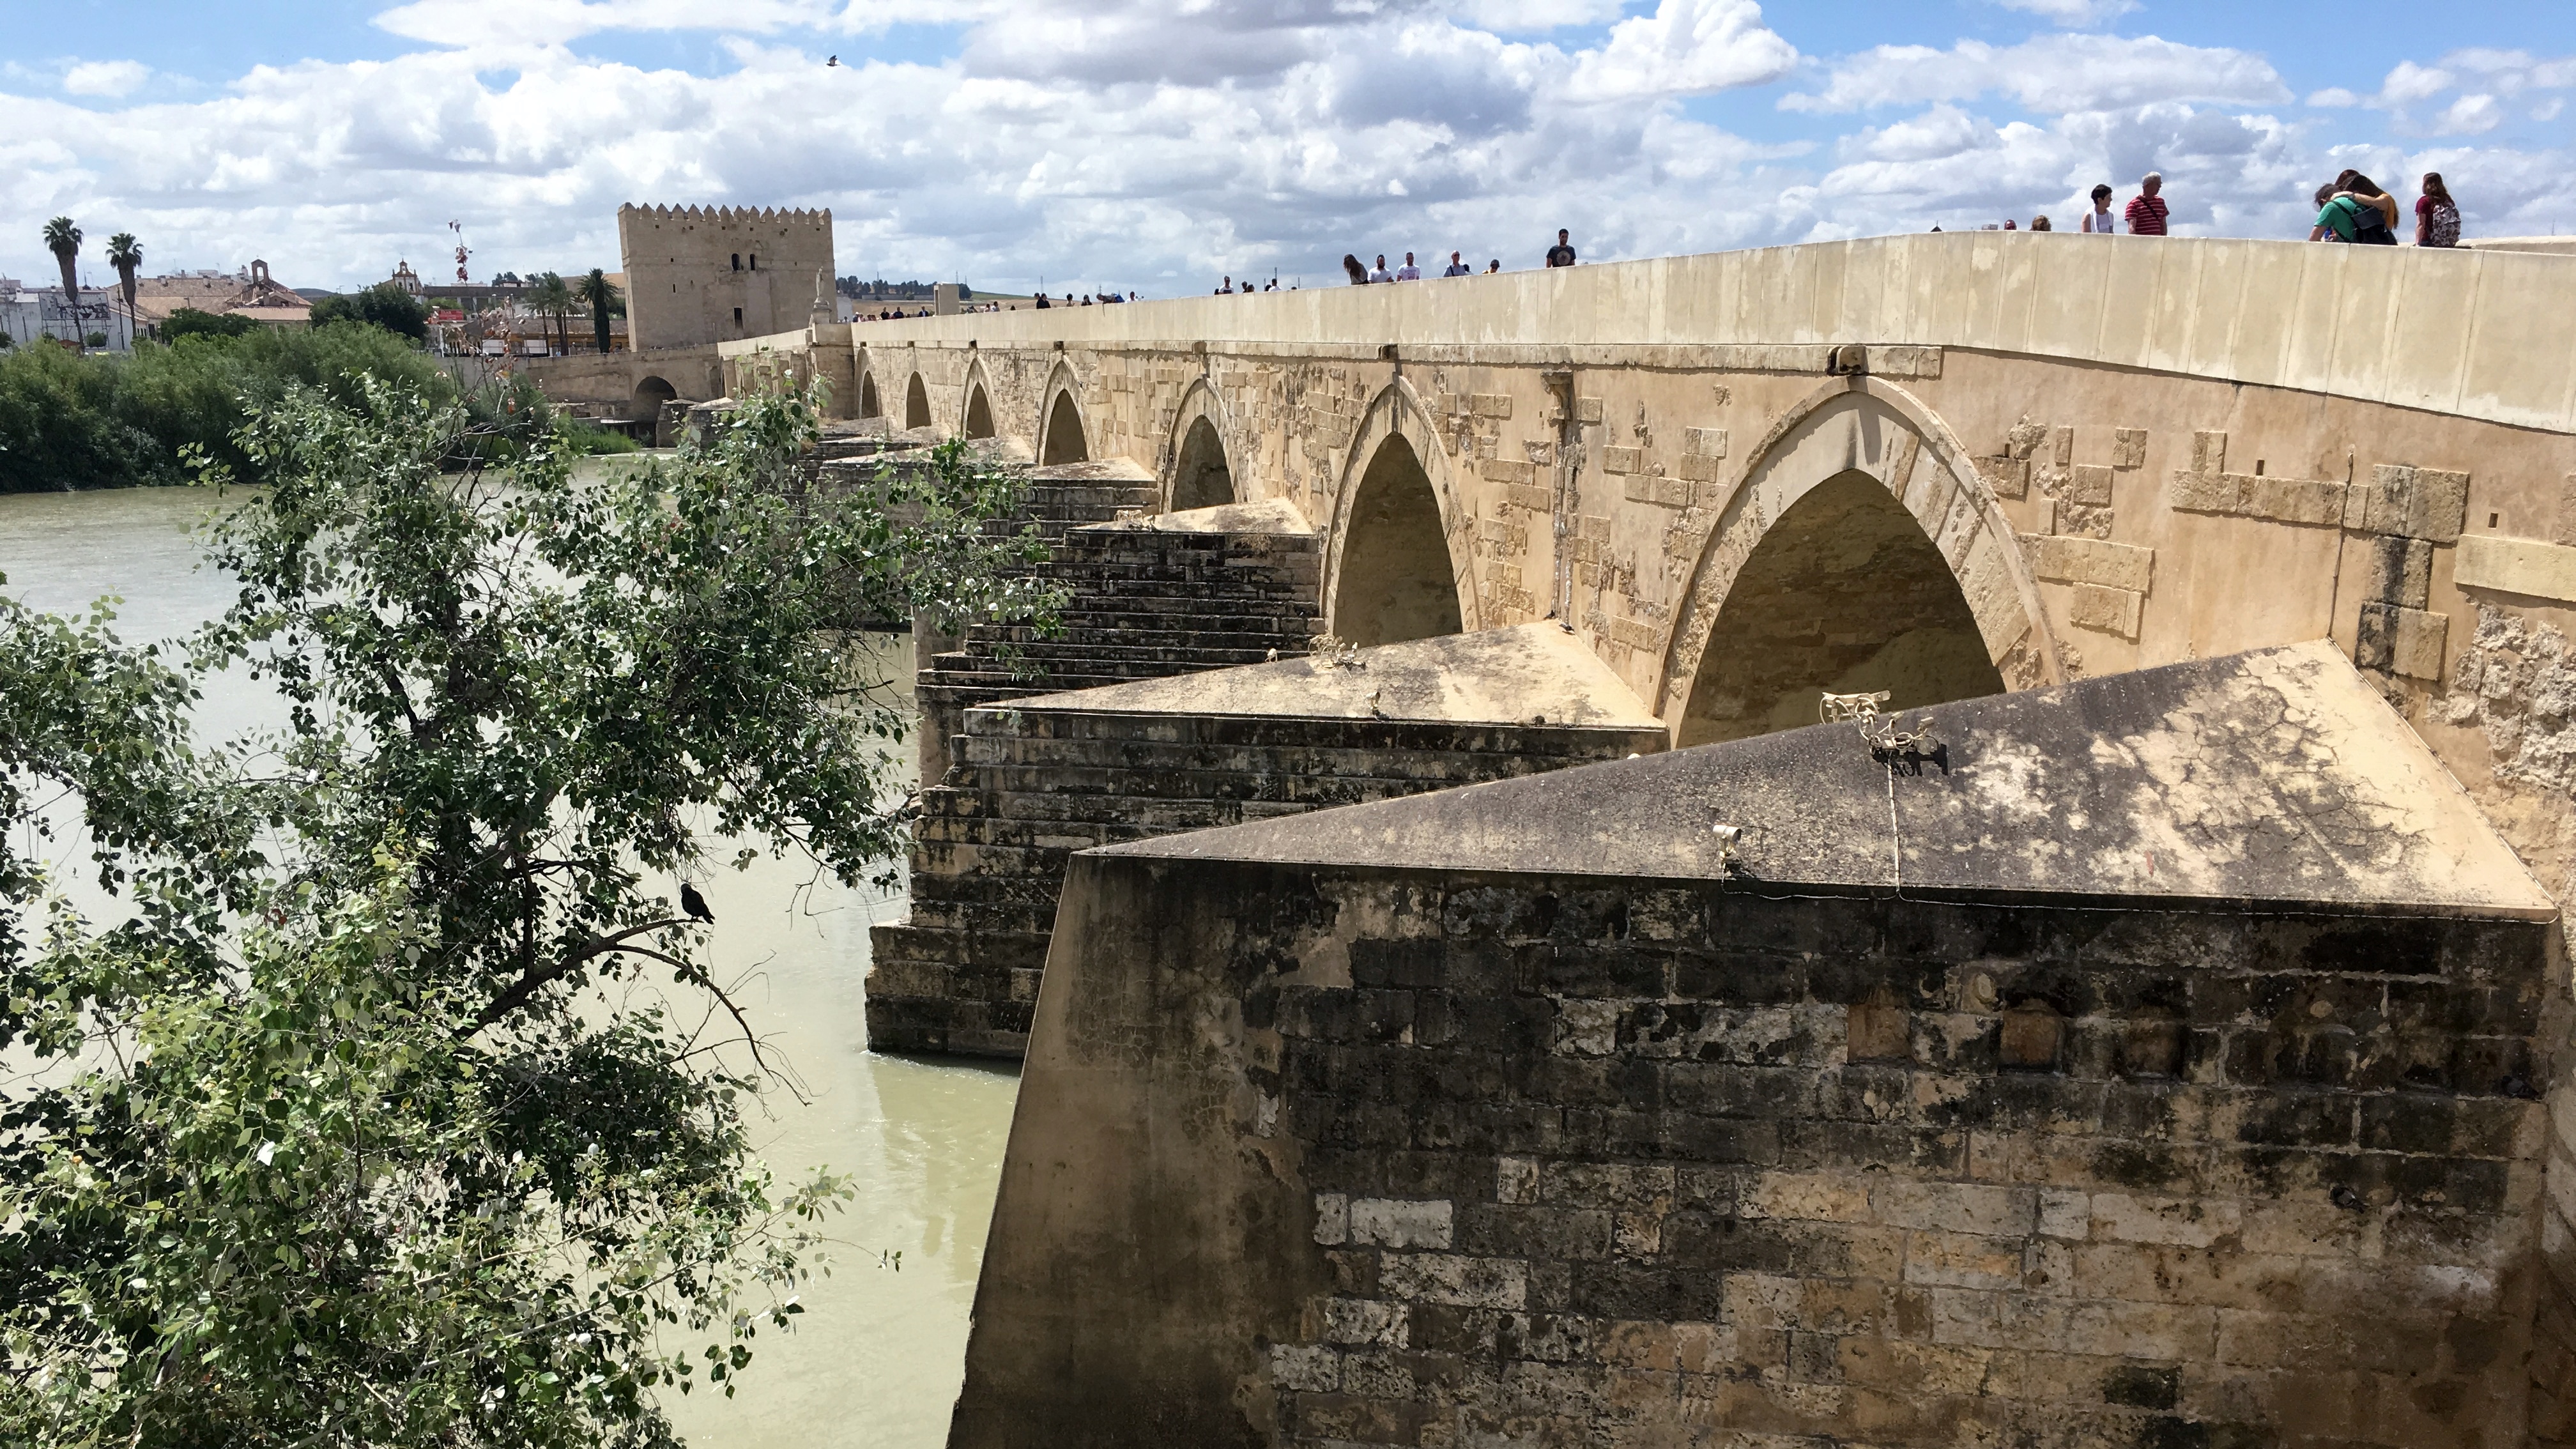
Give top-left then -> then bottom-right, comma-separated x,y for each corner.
617,204 -> 834,351
0,278 -> 135,351
131,260 -> 312,332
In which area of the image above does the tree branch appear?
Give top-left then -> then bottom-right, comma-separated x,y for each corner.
466,917 -> 689,1031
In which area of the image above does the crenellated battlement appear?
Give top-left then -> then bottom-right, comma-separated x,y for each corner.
618,203 -> 832,226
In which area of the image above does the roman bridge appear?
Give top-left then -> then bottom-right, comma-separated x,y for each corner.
730,236 -> 2576,1446
727,231 -> 2576,781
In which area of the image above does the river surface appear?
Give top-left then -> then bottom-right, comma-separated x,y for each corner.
0,483 -> 1017,1449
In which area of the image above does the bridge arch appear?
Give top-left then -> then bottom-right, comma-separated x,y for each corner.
904,371 -> 931,431
1658,376 -> 2060,746
961,359 -> 997,440
1039,362 -> 1089,465
856,368 -> 881,420
1324,381 -> 1480,647
1166,379 -> 1238,512
632,374 -> 678,423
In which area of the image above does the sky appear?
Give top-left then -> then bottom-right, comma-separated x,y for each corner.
1,0 -> 2570,296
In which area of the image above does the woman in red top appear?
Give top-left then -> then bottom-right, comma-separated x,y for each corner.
2124,173 -> 2168,235
2417,173 -> 2462,247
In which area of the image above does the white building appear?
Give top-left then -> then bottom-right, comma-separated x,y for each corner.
0,278 -> 137,353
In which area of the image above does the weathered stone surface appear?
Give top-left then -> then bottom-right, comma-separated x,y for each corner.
2113,427 -> 2149,470
2027,533 -> 2154,594
870,625 -> 1669,1056
2067,463 -> 2113,506
2458,533 -> 2576,604
2067,581 -> 2142,639
954,645 -> 2557,1449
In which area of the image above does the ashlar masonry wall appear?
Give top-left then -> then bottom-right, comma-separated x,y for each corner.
958,862 -> 2559,1449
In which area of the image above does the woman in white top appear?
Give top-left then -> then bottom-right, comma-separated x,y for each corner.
2081,183 -> 2117,234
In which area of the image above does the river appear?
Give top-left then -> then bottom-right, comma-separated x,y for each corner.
0,483 -> 1017,1449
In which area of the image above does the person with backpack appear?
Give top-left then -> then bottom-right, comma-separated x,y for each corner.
2332,171 -> 2400,243
2417,173 -> 2462,247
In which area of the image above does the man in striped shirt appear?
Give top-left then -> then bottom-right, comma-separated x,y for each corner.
2125,173 -> 2169,236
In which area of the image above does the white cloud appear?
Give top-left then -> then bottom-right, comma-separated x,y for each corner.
2430,93 -> 2502,135
4,7 -> 2573,300
2307,88 -> 2360,108
1782,33 -> 2288,116
1450,0 -> 1624,29
1563,0 -> 1798,102
1982,0 -> 2137,28
63,59 -> 150,97
2377,60 -> 2453,105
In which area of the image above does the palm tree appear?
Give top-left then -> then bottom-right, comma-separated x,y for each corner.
105,233 -> 143,334
526,272 -> 574,356
578,267 -> 622,354
41,217 -> 82,351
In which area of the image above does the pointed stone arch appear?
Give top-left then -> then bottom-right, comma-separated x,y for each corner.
1039,362 -> 1090,465
1657,375 -> 2060,744
1165,378 -> 1238,512
857,368 -> 882,420
960,357 -> 997,440
1322,380 -> 1482,647
905,371 -> 932,431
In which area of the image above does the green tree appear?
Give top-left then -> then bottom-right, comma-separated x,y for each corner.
0,379 -> 1061,1444
580,267 -> 624,355
105,232 -> 143,321
158,306 -> 258,344
308,282 -> 429,344
40,217 -> 82,353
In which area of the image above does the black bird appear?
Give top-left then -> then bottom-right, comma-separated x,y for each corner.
826,54 -> 838,66
680,882 -> 715,923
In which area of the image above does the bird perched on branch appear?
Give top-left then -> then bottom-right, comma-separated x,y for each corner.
680,881 -> 715,923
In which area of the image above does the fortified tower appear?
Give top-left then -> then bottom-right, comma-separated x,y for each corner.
617,203 -> 832,351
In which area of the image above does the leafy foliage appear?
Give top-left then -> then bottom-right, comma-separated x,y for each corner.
159,308 -> 259,344
0,324 -> 547,492
0,379 -> 1059,1445
309,283 -> 432,343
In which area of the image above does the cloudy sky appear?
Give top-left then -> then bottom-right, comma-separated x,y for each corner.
3,0 -> 2570,296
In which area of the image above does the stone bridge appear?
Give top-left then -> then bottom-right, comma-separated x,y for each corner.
726,234 -> 2576,1446
732,234 -> 2574,742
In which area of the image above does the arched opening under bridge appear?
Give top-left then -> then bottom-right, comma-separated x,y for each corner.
857,372 -> 880,419
1330,433 -> 1460,648
905,374 -> 931,431
1041,390 -> 1089,465
964,385 -> 995,440
1172,415 -> 1235,511
1677,469 -> 2004,747
632,376 -> 678,445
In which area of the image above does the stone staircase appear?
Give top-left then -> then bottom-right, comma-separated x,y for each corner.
911,489 -> 1328,783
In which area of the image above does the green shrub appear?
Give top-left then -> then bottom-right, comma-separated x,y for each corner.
309,282 -> 431,342
160,307 -> 258,343
562,418 -> 643,454
0,321 -> 532,491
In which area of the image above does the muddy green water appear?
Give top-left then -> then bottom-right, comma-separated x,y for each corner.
0,484 -> 1016,1449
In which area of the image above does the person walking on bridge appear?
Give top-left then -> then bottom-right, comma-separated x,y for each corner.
1367,254 -> 1395,283
2124,174 -> 2169,236
2082,183 -> 2116,234
1545,229 -> 1577,267
1443,250 -> 1471,277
